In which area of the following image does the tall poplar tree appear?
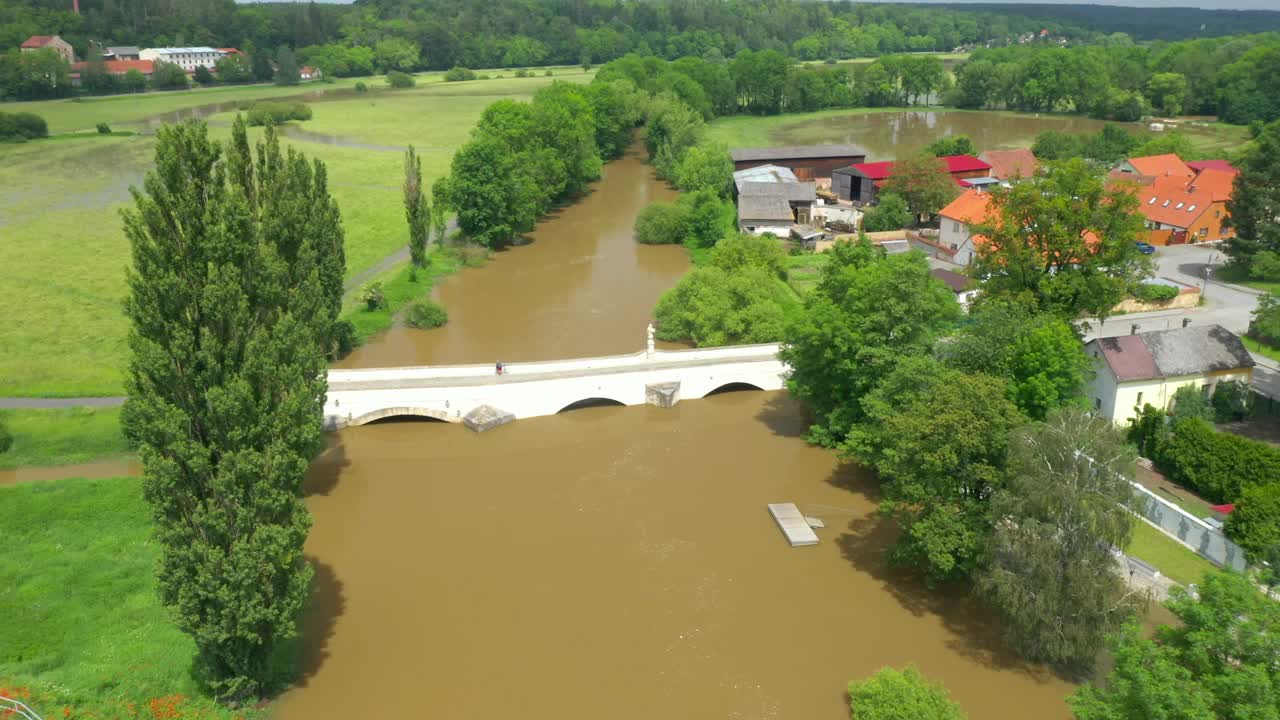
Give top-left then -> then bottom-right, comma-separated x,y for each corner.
403,144 -> 429,266
121,118 -> 343,701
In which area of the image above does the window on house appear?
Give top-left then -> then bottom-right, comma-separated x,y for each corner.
1136,391 -> 1143,406
1094,398 -> 1102,410
1199,227 -> 1208,237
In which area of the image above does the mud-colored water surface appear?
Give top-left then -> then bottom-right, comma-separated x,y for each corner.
774,110 -> 1116,159
336,146 -> 689,368
276,391 -> 1076,720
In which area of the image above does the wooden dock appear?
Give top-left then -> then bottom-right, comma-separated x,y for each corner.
768,503 -> 819,546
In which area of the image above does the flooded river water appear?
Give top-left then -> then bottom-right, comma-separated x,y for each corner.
336,145 -> 688,368
275,392 -> 1077,720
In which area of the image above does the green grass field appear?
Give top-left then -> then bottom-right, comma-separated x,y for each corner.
0,71 -> 590,397
0,476 -> 259,719
1126,519 -> 1226,587
0,407 -> 128,469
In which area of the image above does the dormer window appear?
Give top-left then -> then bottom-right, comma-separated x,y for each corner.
1162,200 -> 1171,207
1175,202 -> 1184,209
1148,197 -> 1157,204
1187,205 -> 1196,212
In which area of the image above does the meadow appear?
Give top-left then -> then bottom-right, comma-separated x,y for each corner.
0,70 -> 591,397
0,407 -> 127,469
0,476 -> 263,719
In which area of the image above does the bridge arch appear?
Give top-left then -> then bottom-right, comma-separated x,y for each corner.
556,397 -> 628,414
347,407 -> 453,426
702,381 -> 766,397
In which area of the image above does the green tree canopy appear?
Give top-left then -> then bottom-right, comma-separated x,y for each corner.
781,240 -> 961,447
654,266 -> 786,346
971,158 -> 1150,323
848,666 -> 967,720
977,407 -> 1143,673
879,152 -> 960,220
122,118 -> 343,699
926,134 -> 977,157
674,140 -> 734,196
1224,119 -> 1280,266
861,193 -> 912,232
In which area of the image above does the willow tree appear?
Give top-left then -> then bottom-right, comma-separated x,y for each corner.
403,144 -> 429,266
122,118 -> 343,701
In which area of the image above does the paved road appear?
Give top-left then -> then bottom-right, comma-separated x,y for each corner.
0,397 -> 126,409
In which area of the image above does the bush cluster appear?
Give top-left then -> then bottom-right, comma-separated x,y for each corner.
246,101 -> 313,127
404,299 -> 448,329
386,70 -> 415,88
0,111 -> 48,142
0,415 -> 12,454
1132,283 -> 1180,303
444,66 -> 476,82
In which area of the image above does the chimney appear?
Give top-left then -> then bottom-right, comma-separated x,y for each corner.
1182,318 -> 1191,328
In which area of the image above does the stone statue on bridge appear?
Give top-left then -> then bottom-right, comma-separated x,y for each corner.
646,323 -> 655,358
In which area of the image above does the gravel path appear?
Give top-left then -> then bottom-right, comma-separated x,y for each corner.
0,397 -> 126,409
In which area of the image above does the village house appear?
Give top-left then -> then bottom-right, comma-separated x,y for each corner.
930,268 -> 978,309
729,144 -> 867,180
139,47 -> 224,72
1111,154 -> 1238,245
831,155 -> 992,204
732,165 -> 816,235
978,148 -> 1038,182
21,35 -> 75,64
103,46 -> 141,61
1084,324 -> 1254,426
300,65 -> 322,80
936,189 -> 993,266
70,59 -> 154,86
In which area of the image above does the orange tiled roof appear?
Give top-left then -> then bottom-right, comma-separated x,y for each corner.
72,59 -> 154,74
1187,167 -> 1236,203
980,148 -> 1038,180
1126,154 -> 1194,179
938,188 -> 993,225
21,35 -> 55,48
1137,175 -> 1212,229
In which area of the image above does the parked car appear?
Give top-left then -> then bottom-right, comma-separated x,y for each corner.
1135,241 -> 1156,255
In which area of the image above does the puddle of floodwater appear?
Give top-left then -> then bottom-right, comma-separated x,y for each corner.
773,110 -> 1122,160
335,144 -> 690,368
276,390 -> 1080,720
0,457 -> 140,485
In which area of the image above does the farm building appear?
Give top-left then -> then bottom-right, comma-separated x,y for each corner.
729,144 -> 867,180
832,155 -> 992,204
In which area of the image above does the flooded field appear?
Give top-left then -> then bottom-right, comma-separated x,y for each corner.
275,391 -> 1078,720
771,110 -> 1116,159
335,146 -> 689,368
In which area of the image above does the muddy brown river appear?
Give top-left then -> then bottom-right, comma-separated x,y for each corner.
275,392 -> 1076,720
336,145 -> 688,368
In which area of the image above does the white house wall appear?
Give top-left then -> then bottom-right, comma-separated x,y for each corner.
939,219 -> 977,266
1089,361 -> 1253,425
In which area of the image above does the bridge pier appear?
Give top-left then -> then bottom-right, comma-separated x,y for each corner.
645,381 -> 681,409
462,405 -> 515,433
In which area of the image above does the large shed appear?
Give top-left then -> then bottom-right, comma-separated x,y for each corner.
730,144 -> 867,180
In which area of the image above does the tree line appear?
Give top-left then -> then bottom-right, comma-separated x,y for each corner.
950,32 -> 1280,125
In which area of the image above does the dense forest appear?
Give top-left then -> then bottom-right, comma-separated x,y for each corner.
10,0 -> 1280,70
3,0 -> 1280,125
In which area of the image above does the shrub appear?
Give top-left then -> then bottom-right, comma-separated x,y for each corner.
354,81 -> 368,93
634,201 -> 687,245
1251,292 -> 1280,346
709,233 -> 787,278
445,244 -> 489,268
386,70 -> 415,88
862,193 -> 911,232
359,282 -> 386,310
544,69 -> 553,77
332,319 -> 357,356
1211,379 -> 1253,422
444,66 -> 476,82
478,73 -> 491,80
96,122 -> 111,134
1170,385 -> 1213,422
1226,482 -> 1280,562
193,65 -> 215,85
514,68 -> 529,78
0,111 -> 48,142
1133,283 -> 1179,303
1158,417 -> 1280,503
0,415 -> 12,454
405,299 -> 448,329
245,101 -> 313,126
1250,251 -> 1280,282
655,266 -> 786,346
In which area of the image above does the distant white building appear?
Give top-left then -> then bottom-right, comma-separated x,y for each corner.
139,47 -> 224,72
1084,324 -> 1255,426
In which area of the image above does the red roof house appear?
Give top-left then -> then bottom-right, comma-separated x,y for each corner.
1186,160 -> 1238,175
833,155 -> 991,204
20,34 -> 75,64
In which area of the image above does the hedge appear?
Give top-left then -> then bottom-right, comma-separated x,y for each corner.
1157,417 -> 1280,504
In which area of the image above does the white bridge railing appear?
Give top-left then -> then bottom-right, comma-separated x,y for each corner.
1,696 -> 44,720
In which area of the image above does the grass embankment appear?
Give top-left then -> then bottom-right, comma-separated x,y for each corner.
342,247 -> 465,343
1242,336 -> 1280,364
0,476 -> 260,719
0,72 -> 588,397
1126,520 -> 1226,587
0,407 -> 128,470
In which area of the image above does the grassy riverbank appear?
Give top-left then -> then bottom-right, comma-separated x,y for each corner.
1126,519 -> 1226,587
342,246 -> 466,343
0,476 -> 262,720
0,72 -> 587,397
0,407 -> 128,470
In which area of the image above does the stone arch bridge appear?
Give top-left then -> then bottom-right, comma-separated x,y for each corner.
325,343 -> 786,431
